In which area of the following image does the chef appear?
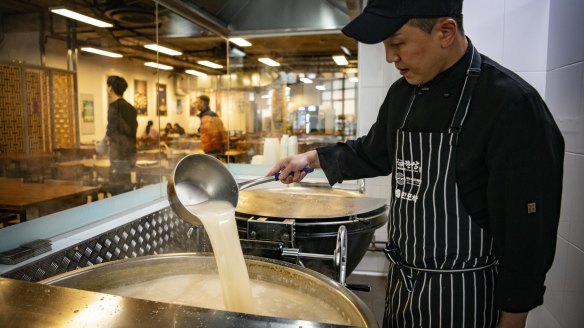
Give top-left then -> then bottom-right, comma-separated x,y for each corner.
268,0 -> 564,327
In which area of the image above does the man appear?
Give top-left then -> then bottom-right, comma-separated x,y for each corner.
268,0 -> 564,327
192,95 -> 228,155
103,75 -> 137,195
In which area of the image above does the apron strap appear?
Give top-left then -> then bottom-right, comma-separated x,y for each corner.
449,45 -> 482,145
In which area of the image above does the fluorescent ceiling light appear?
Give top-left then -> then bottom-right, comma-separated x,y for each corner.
198,60 -> 223,69
229,38 -> 252,47
349,77 -> 359,83
50,8 -> 112,28
300,77 -> 313,84
185,69 -> 207,77
144,44 -> 182,56
144,62 -> 173,70
316,85 -> 326,91
81,47 -> 122,58
332,55 -> 349,66
258,58 -> 280,67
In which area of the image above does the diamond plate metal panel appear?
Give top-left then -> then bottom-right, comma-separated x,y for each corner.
2,208 -> 210,282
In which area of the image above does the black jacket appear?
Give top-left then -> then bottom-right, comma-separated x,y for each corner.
106,98 -> 138,163
317,40 -> 564,312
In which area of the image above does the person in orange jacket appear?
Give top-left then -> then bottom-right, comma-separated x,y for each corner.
191,95 -> 228,155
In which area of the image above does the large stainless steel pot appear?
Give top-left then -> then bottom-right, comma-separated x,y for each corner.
41,253 -> 378,327
236,186 -> 388,278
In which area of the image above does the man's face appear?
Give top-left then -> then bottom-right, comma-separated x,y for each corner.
383,22 -> 447,85
192,99 -> 203,112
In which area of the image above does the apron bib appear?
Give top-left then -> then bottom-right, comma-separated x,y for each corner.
383,47 -> 499,328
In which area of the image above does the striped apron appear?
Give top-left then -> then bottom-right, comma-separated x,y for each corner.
383,46 -> 500,328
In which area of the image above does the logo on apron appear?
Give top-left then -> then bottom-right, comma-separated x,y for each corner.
396,172 -> 422,187
396,159 -> 421,173
394,188 -> 418,202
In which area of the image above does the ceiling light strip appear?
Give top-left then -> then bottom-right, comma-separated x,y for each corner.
258,58 -> 280,67
81,47 -> 122,58
185,69 -> 207,77
332,55 -> 349,66
50,8 -> 112,28
144,62 -> 173,70
229,38 -> 252,47
144,44 -> 182,56
197,61 -> 223,69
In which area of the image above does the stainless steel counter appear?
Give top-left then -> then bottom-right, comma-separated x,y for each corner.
0,277 -> 351,327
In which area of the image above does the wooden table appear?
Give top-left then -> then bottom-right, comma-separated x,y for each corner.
0,180 -> 99,221
0,153 -> 55,180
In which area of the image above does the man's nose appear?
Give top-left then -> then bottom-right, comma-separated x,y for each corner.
385,50 -> 399,63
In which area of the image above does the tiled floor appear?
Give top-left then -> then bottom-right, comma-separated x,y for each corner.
346,273 -> 387,326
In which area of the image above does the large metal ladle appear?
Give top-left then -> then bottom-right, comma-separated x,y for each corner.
167,154 -> 313,226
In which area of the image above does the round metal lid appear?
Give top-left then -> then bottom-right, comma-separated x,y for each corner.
235,186 -> 387,219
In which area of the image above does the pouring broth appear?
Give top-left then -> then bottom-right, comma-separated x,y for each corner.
185,200 -> 254,314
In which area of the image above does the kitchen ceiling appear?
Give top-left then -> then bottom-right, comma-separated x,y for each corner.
0,0 -> 361,76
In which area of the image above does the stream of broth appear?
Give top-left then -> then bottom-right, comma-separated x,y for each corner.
184,200 -> 254,314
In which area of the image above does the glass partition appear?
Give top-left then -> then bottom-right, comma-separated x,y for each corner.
0,0 -> 358,229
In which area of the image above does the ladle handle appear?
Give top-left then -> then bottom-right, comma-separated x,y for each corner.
273,167 -> 314,180
238,167 -> 314,191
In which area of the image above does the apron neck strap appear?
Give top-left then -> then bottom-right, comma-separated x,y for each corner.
448,45 -> 482,142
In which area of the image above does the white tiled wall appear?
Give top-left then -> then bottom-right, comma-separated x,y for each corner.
352,1 -> 584,326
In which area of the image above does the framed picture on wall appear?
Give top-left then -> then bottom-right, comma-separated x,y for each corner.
80,93 -> 95,135
176,99 -> 183,115
134,79 -> 148,115
157,83 -> 167,116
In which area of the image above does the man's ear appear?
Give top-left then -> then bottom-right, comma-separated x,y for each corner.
436,17 -> 458,48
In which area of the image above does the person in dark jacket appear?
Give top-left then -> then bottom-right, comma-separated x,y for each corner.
268,1 -> 564,327
103,75 -> 137,195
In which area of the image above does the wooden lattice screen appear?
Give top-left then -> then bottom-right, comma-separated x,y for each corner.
51,71 -> 77,149
0,65 -> 25,153
26,68 -> 51,153
0,64 -> 76,155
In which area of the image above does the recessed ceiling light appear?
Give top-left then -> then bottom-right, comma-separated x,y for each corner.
185,69 -> 207,77
81,47 -> 122,58
229,38 -> 252,47
144,62 -> 173,70
197,61 -> 223,69
258,58 -> 280,67
332,55 -> 349,66
50,8 -> 112,28
316,85 -> 326,91
144,44 -> 182,56
300,77 -> 313,84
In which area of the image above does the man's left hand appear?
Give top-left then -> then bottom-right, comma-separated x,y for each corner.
497,311 -> 527,328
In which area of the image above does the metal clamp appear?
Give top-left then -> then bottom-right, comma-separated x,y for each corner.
282,225 -> 348,285
247,217 -> 295,245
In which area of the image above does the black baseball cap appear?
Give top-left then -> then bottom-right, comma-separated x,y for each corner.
342,0 -> 463,44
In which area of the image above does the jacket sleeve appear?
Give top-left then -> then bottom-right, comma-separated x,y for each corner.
317,91 -> 393,185
106,103 -> 116,138
486,92 -> 564,312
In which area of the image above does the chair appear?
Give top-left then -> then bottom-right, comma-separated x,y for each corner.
0,211 -> 19,228
93,164 -> 113,199
135,165 -> 164,188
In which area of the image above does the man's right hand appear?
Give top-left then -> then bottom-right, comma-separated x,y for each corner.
267,150 -> 320,184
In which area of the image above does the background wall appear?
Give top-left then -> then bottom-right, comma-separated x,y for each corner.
353,0 -> 583,327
